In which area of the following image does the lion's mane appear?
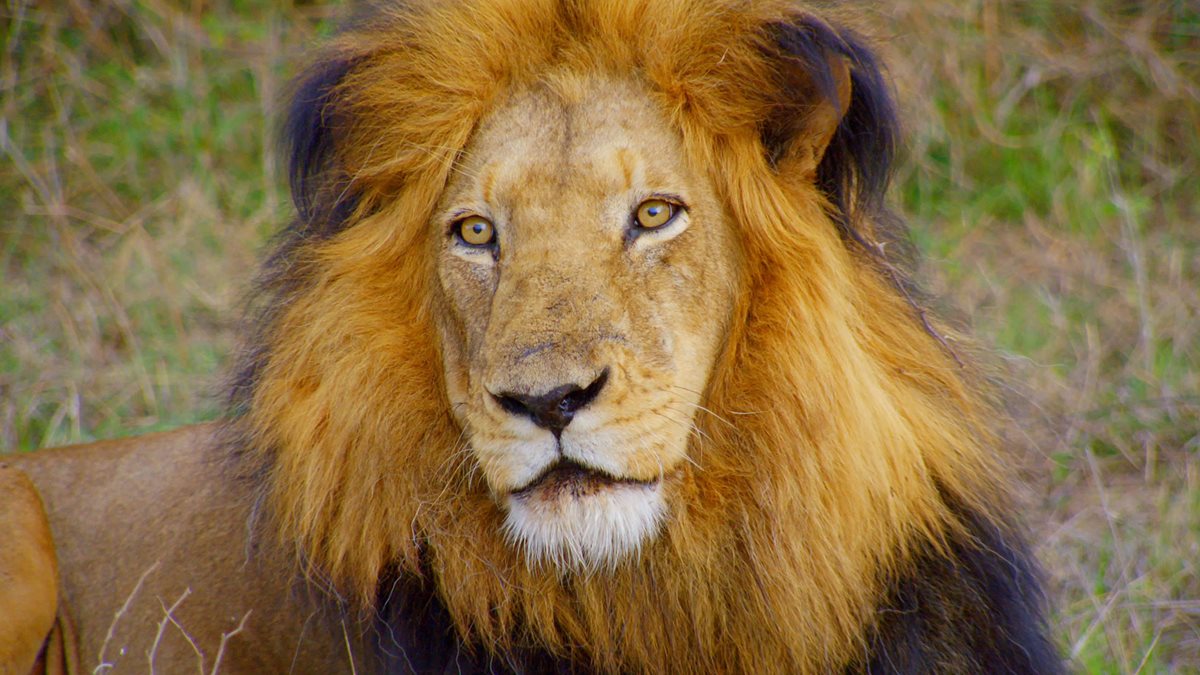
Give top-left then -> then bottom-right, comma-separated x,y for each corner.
224,1 -> 1058,671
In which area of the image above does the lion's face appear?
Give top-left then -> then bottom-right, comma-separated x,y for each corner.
432,76 -> 739,570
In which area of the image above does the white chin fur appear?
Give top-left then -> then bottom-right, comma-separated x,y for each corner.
502,482 -> 666,574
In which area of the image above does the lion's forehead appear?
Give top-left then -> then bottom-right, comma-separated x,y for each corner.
450,79 -> 689,231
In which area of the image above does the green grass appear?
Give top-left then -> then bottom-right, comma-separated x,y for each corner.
886,1 -> 1200,669
2,0 -> 1198,670
0,0 -> 322,448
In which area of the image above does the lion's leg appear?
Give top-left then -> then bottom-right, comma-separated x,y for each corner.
0,465 -> 60,675
26,609 -> 75,675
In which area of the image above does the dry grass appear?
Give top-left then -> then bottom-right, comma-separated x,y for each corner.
2,0 -> 1197,671
884,2 -> 1200,670
0,0 -> 330,444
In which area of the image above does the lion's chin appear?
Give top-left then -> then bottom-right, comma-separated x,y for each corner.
502,463 -> 666,574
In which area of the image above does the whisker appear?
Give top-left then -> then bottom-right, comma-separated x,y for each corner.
434,425 -> 472,475
647,415 -> 703,471
657,408 -> 713,445
666,389 -> 738,429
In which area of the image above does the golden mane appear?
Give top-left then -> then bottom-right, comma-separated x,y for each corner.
226,1 -> 1022,671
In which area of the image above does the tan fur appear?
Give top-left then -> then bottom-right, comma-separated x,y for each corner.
0,467 -> 59,675
240,1 -> 1007,672
8,427 -> 375,674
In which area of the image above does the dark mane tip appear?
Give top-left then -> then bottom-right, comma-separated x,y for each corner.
283,52 -> 360,240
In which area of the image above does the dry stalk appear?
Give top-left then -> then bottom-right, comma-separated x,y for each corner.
147,588 -> 192,674
94,561 -> 161,674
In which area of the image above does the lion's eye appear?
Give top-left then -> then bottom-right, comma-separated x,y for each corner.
634,199 -> 676,230
456,216 -> 495,247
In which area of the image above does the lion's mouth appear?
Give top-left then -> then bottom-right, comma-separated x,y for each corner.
511,459 -> 657,500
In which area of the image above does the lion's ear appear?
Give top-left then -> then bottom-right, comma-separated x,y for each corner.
759,18 -> 898,227
760,22 -> 852,179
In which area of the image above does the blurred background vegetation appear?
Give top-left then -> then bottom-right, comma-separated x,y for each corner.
1,0 -> 1197,670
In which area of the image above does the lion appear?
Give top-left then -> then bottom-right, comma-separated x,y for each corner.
1,1 -> 1064,673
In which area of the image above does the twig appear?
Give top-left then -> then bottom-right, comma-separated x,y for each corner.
148,588 -> 192,674
209,611 -> 253,675
94,561 -> 161,674
162,612 -> 205,673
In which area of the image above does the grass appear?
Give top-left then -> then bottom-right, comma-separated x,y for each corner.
884,1 -> 1200,669
2,0 -> 1198,670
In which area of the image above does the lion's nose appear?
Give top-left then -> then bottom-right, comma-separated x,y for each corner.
492,369 -> 609,434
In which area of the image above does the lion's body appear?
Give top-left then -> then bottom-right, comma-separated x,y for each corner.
3,1 -> 1063,673
4,426 -> 374,674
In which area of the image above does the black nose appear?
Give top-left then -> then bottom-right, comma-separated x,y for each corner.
493,369 -> 609,433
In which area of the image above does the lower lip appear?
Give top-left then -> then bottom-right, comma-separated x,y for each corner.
511,465 -> 657,500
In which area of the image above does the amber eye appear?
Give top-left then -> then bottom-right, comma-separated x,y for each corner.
456,215 -> 495,247
634,199 -> 675,230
